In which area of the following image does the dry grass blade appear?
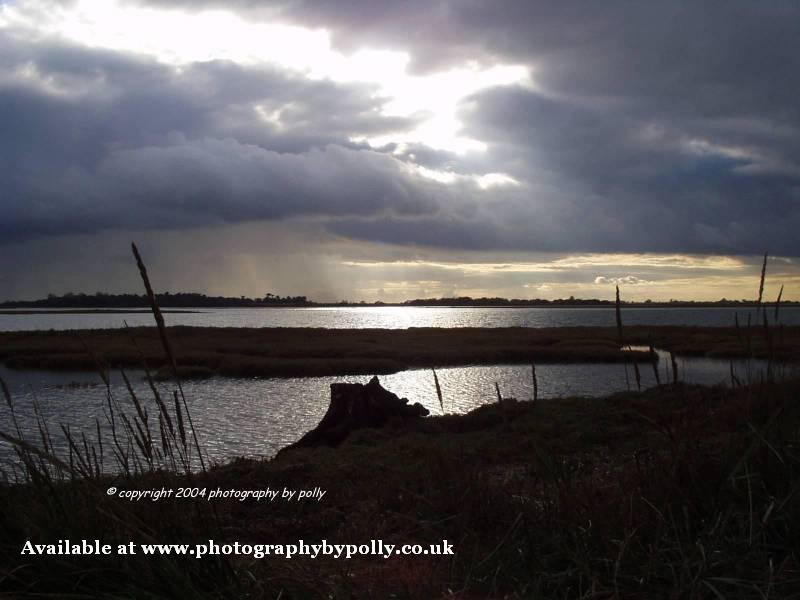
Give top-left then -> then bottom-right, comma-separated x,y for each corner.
531,364 -> 538,402
118,410 -> 145,473
730,362 -> 741,387
649,342 -> 661,385
0,376 -> 11,409
431,369 -> 443,413
95,418 -> 104,472
775,284 -> 784,322
60,425 -> 92,478
173,390 -> 187,451
123,322 -> 176,437
32,394 -> 54,456
1,376 -> 24,440
616,285 -> 631,390
121,369 -> 149,430
670,352 -> 679,384
494,382 -> 502,403
131,242 -> 206,472
157,413 -> 176,472
734,311 -> 742,349
762,310 -> 774,381
131,243 -> 173,366
124,322 -> 187,469
0,430 -> 73,473
757,252 -> 768,309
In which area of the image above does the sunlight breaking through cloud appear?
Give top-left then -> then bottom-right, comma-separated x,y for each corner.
341,254 -> 747,274
0,0 -> 530,154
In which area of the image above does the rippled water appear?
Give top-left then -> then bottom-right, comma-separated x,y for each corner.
2,305 -> 798,331
0,351 -> 784,471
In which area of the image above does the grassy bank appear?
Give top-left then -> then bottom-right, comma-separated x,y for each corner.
2,377 -> 800,598
2,324 -> 798,379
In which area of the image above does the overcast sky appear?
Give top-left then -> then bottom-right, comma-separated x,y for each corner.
1,0 -> 799,301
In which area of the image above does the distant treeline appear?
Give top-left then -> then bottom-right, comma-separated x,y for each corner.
1,292 -> 795,309
0,292 -> 312,308
402,296 -> 797,307
405,296 -> 613,306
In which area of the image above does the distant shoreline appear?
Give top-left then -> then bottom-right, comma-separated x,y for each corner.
0,309 -> 200,315
1,303 -> 797,314
2,292 -> 796,311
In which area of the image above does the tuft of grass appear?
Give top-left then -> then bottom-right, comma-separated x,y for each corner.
615,284 -> 624,344
757,251 -> 768,309
0,243 -> 232,597
616,285 -> 632,390
132,242 -> 205,473
431,368 -> 443,413
649,340 -> 661,385
670,350 -> 679,384
775,283 -> 784,322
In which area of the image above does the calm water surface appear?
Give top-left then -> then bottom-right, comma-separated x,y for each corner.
0,351 -> 786,470
2,306 -> 795,470
2,305 -> 799,331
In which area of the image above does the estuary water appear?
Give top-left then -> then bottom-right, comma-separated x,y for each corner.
0,305 -> 794,470
0,350 -> 785,470
2,305 -> 799,332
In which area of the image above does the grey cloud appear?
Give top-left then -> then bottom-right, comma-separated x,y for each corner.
98,138 -> 441,219
0,34 -> 442,241
2,132 -> 447,240
135,0 -> 800,255
3,1 -> 800,257
457,82 -> 800,255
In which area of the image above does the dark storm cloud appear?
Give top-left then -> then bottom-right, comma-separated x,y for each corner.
118,0 -> 800,255
3,0 -> 800,256
0,34 -> 441,241
454,84 -> 800,255
0,34 -> 419,144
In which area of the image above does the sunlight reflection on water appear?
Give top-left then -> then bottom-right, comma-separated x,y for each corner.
2,305 -> 800,331
1,351 -> 786,469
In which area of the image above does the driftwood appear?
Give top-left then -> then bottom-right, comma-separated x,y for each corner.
280,376 -> 428,453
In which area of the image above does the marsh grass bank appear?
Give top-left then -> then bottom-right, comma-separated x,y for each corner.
2,325 -> 798,379
2,378 -> 800,598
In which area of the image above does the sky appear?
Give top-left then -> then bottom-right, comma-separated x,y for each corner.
1,0 -> 799,302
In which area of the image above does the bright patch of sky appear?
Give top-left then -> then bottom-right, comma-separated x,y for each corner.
341,254 -> 748,273
0,0 -> 531,158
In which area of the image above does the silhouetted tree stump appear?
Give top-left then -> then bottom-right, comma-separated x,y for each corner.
280,376 -> 429,453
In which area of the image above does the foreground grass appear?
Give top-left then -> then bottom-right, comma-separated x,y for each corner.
1,325 -> 798,379
2,378 -> 800,598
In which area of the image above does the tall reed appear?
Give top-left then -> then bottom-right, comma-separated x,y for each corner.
757,251 -> 768,313
131,242 -> 206,472
432,368 -> 444,413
